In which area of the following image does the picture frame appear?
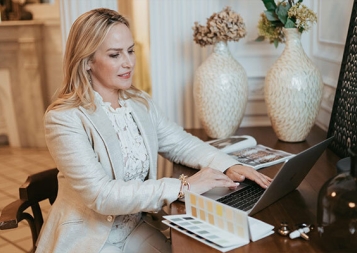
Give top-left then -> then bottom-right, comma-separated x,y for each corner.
327,1 -> 357,158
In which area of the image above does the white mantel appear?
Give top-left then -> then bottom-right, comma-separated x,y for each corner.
0,20 -> 47,147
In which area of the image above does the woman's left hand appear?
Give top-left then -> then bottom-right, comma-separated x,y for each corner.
225,164 -> 272,189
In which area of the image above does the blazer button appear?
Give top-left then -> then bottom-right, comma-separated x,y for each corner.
106,215 -> 113,222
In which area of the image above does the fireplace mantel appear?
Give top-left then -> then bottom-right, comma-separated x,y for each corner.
0,21 -> 47,147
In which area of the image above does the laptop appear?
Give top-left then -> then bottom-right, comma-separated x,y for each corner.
202,136 -> 334,216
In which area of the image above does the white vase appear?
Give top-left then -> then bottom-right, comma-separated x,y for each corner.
264,28 -> 323,142
193,41 -> 248,139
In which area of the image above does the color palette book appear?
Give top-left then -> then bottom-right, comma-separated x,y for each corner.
163,191 -> 250,252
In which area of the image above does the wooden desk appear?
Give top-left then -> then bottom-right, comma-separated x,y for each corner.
170,126 -> 341,253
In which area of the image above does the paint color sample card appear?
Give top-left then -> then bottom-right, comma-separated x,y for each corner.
248,216 -> 275,241
163,215 -> 248,252
163,191 -> 250,252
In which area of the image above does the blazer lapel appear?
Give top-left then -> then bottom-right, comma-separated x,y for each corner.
79,105 -> 123,179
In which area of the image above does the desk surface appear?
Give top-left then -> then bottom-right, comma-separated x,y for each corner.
170,125 -> 341,253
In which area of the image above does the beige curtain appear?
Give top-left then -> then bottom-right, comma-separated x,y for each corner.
157,156 -> 173,179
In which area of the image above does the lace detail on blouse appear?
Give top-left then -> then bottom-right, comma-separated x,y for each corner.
94,92 -> 149,249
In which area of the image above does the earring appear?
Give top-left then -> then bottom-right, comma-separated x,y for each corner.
87,71 -> 92,85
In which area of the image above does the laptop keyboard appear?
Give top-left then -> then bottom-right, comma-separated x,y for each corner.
216,185 -> 265,211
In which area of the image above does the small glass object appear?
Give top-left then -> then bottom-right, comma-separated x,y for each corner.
317,147 -> 357,250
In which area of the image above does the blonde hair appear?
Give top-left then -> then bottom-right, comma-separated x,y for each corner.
47,8 -> 148,112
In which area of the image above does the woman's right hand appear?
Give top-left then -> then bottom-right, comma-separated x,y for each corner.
186,167 -> 238,195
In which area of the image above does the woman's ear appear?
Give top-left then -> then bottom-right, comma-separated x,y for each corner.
86,59 -> 92,71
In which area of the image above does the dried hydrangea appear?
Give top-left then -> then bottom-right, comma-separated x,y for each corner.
256,0 -> 317,48
193,7 -> 247,47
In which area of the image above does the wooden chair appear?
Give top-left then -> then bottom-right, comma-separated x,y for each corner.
0,168 -> 59,252
0,168 -> 171,251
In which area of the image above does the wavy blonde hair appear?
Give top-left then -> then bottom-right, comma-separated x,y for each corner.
47,8 -> 148,112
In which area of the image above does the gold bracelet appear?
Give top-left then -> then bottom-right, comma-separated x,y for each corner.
178,174 -> 190,199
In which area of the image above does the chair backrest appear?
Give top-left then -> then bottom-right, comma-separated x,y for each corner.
0,168 -> 59,252
20,168 -> 59,204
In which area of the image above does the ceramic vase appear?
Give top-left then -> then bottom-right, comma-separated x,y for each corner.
193,41 -> 248,139
264,28 -> 323,142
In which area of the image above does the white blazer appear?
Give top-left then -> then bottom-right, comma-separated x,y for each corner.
35,95 -> 238,253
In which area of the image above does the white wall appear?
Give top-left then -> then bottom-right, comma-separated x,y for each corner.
311,0 -> 354,130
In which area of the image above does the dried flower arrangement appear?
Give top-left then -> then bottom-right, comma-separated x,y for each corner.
192,6 -> 247,47
256,0 -> 317,47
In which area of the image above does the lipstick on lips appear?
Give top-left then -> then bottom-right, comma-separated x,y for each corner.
119,71 -> 131,79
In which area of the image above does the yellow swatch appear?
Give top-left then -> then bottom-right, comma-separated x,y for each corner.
216,204 -> 223,216
190,194 -> 197,206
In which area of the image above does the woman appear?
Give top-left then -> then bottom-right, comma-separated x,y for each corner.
36,8 -> 271,253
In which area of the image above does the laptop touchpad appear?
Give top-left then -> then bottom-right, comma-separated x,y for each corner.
202,183 -> 248,200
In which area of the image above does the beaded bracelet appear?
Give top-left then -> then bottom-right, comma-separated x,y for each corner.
178,174 -> 190,199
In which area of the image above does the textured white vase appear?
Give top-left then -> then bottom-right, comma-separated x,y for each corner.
265,28 -> 323,142
193,41 -> 248,139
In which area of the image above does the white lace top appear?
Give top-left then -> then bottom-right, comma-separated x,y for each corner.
95,92 -> 150,249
